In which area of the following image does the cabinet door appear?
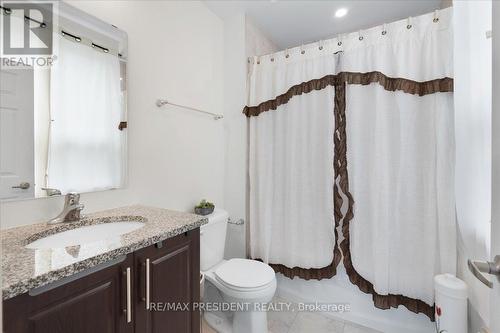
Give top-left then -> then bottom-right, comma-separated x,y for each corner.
134,229 -> 200,333
3,254 -> 134,333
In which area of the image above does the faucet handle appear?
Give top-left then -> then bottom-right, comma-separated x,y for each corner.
65,192 -> 80,205
64,202 -> 85,222
47,193 -> 84,224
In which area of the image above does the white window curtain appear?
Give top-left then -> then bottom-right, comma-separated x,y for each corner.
247,51 -> 339,274
48,35 -> 123,193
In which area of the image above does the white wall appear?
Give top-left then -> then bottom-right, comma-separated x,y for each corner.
221,14 -> 247,258
491,3 -> 500,332
0,1 -> 226,229
453,1 -> 492,331
220,14 -> 278,259
245,17 -> 279,57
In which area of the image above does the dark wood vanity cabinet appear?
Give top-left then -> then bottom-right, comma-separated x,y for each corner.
134,228 -> 200,333
3,255 -> 134,333
3,229 -> 200,333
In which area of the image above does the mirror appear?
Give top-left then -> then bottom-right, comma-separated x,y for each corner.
0,2 -> 127,200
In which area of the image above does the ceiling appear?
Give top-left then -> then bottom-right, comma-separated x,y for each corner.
205,0 -> 443,50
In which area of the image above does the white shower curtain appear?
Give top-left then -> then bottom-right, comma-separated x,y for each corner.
48,35 -> 124,193
246,50 -> 340,278
245,8 -> 456,318
341,9 -> 456,308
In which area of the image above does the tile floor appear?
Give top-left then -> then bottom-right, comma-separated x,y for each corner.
202,297 -> 383,333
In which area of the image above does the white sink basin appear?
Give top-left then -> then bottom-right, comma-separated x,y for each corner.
26,222 -> 144,249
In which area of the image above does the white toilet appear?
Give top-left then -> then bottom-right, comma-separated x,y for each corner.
200,209 -> 276,333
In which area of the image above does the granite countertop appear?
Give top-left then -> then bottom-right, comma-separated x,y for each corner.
1,205 -> 207,300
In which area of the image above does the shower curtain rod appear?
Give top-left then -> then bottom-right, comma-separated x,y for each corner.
156,99 -> 224,120
251,9 -> 443,60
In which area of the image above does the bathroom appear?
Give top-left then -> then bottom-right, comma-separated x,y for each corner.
0,0 -> 498,332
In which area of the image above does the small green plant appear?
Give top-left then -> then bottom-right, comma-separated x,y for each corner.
195,199 -> 214,209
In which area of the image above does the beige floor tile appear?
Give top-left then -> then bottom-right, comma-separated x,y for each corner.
288,312 -> 345,333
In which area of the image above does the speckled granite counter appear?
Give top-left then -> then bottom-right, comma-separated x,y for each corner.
1,205 -> 207,300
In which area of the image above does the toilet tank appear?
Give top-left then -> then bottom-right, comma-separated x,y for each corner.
200,209 -> 229,271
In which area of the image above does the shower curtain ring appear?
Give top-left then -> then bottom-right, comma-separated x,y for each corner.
433,10 -> 439,23
407,17 -> 413,29
382,23 -> 387,35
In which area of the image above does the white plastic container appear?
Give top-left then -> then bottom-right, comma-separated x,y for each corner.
434,274 -> 468,333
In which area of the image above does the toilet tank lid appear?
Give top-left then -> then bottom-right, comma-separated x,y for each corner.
204,209 -> 229,224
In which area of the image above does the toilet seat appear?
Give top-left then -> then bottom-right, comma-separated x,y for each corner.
214,259 -> 275,291
203,259 -> 277,300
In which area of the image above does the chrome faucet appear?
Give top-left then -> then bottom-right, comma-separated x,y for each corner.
48,192 -> 85,224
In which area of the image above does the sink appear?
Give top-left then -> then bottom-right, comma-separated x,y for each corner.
25,221 -> 144,249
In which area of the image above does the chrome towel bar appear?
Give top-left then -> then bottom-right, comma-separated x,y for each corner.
156,99 -> 223,120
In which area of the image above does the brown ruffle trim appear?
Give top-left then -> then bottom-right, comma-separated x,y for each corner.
259,248 -> 341,280
243,71 -> 453,117
244,75 -> 339,117
335,81 -> 436,321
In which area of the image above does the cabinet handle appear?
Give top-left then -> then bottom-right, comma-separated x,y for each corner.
146,258 -> 150,310
126,267 -> 132,323
139,262 -> 146,302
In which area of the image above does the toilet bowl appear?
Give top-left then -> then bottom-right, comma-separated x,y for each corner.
200,210 -> 276,333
